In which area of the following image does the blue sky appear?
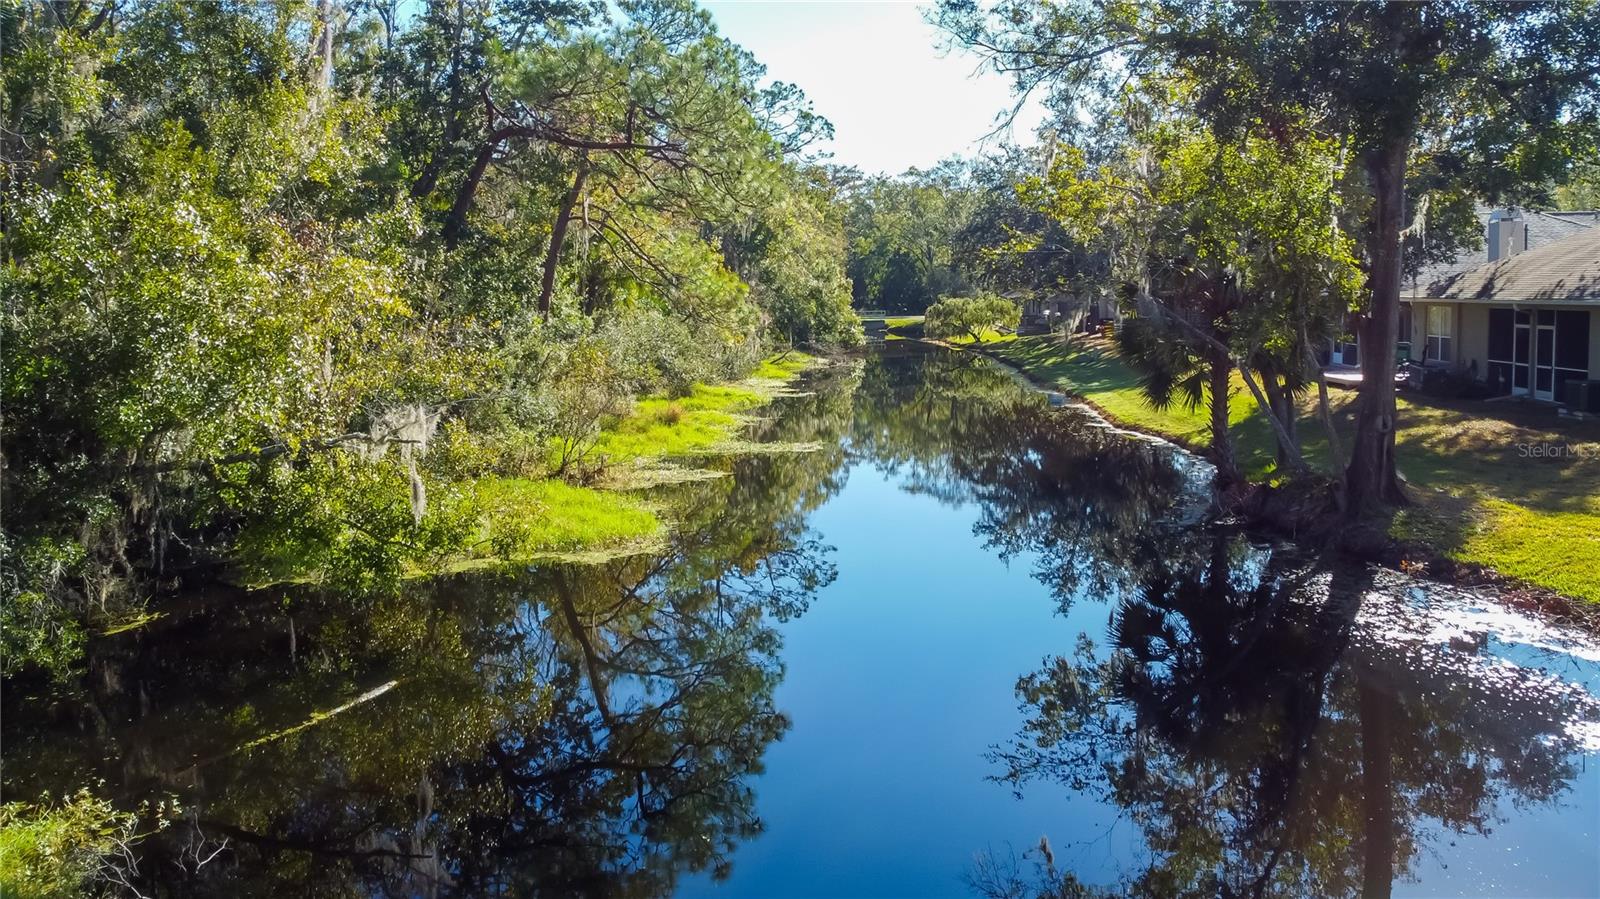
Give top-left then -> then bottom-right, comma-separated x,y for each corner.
704,1 -> 1046,175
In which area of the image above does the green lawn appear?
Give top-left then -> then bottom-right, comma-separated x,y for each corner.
941,328 -> 1018,346
990,335 -> 1600,603
990,335 -> 1297,478
884,315 -> 924,329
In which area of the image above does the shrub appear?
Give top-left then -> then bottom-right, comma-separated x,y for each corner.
924,293 -> 1021,342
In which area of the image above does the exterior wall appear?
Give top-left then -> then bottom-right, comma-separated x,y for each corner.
1408,301 -> 1491,375
1458,303 -> 1490,378
1399,302 -> 1599,402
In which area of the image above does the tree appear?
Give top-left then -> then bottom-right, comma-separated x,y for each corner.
924,293 -> 1021,343
952,146 -> 1101,315
0,0 -> 860,682
442,0 -> 780,321
1020,117 -> 1360,483
734,167 -> 861,347
932,0 -> 1600,514
838,164 -> 978,312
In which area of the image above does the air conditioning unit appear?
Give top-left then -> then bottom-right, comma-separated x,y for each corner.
1562,379 -> 1600,413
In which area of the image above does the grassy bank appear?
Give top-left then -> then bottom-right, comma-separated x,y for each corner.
987,335 -> 1600,603
466,352 -> 818,565
233,353 -> 820,588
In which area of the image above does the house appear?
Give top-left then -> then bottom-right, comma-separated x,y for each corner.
1400,209 -> 1600,406
1017,290 -> 1118,333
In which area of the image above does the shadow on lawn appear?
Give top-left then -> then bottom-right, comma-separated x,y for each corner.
1394,394 -> 1600,516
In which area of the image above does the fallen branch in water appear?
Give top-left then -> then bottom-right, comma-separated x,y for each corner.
174,679 -> 400,776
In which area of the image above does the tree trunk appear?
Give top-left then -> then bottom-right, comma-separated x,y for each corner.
409,3 -> 469,200
1239,362 -> 1306,474
1345,137 -> 1411,515
442,138 -> 500,248
554,572 -> 614,727
537,159 -> 590,321
307,0 -> 336,96
1258,367 -> 1300,472
1209,349 -> 1239,485
1359,677 -> 1396,899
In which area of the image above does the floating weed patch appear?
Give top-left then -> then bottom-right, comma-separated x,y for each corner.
597,465 -> 728,490
439,355 -> 817,576
99,610 -> 166,636
178,680 -> 401,774
445,536 -> 669,570
592,407 -> 742,461
702,439 -> 826,456
591,377 -> 802,462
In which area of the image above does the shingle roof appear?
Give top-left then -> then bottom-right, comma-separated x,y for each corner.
1403,208 -> 1596,299
1410,226 -> 1600,305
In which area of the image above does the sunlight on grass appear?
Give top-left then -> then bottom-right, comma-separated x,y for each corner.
993,334 -> 1600,602
594,384 -> 762,461
991,335 -> 1278,473
473,477 -> 661,557
752,351 -> 815,381
944,328 -> 1018,346
1396,496 -> 1600,603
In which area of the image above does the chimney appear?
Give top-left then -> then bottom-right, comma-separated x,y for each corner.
1486,208 -> 1528,262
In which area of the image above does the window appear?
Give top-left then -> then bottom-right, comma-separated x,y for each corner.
1487,308 -> 1515,394
1425,305 -> 1453,363
1554,310 -> 1592,403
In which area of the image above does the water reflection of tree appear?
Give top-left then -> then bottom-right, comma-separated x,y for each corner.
852,346 -> 1189,602
0,368 -> 857,897
980,531 -> 1593,899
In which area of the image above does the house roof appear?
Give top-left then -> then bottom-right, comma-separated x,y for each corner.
1403,207 -> 1595,298
1407,226 -> 1600,305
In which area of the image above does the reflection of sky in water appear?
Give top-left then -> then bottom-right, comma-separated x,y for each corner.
688,351 -> 1600,898
681,460 -> 1138,897
1354,579 -> 1600,750
683,442 -> 1600,897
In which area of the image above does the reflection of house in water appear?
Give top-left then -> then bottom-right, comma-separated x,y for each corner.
1325,208 -> 1600,411
1016,290 -> 1120,334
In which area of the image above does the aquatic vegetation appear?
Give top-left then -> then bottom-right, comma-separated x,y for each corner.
471,477 -> 662,559
0,791 -> 146,899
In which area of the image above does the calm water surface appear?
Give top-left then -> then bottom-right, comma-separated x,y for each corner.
6,345 -> 1598,897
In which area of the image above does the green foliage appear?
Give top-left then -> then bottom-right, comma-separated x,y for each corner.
745,173 -> 862,347
0,790 -> 145,899
1553,159 -> 1600,210
223,453 -> 481,593
0,537 -> 87,682
0,0 -> 856,677
839,162 -> 978,312
934,0 -> 1600,502
1019,114 -> 1361,474
924,293 -> 1021,343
